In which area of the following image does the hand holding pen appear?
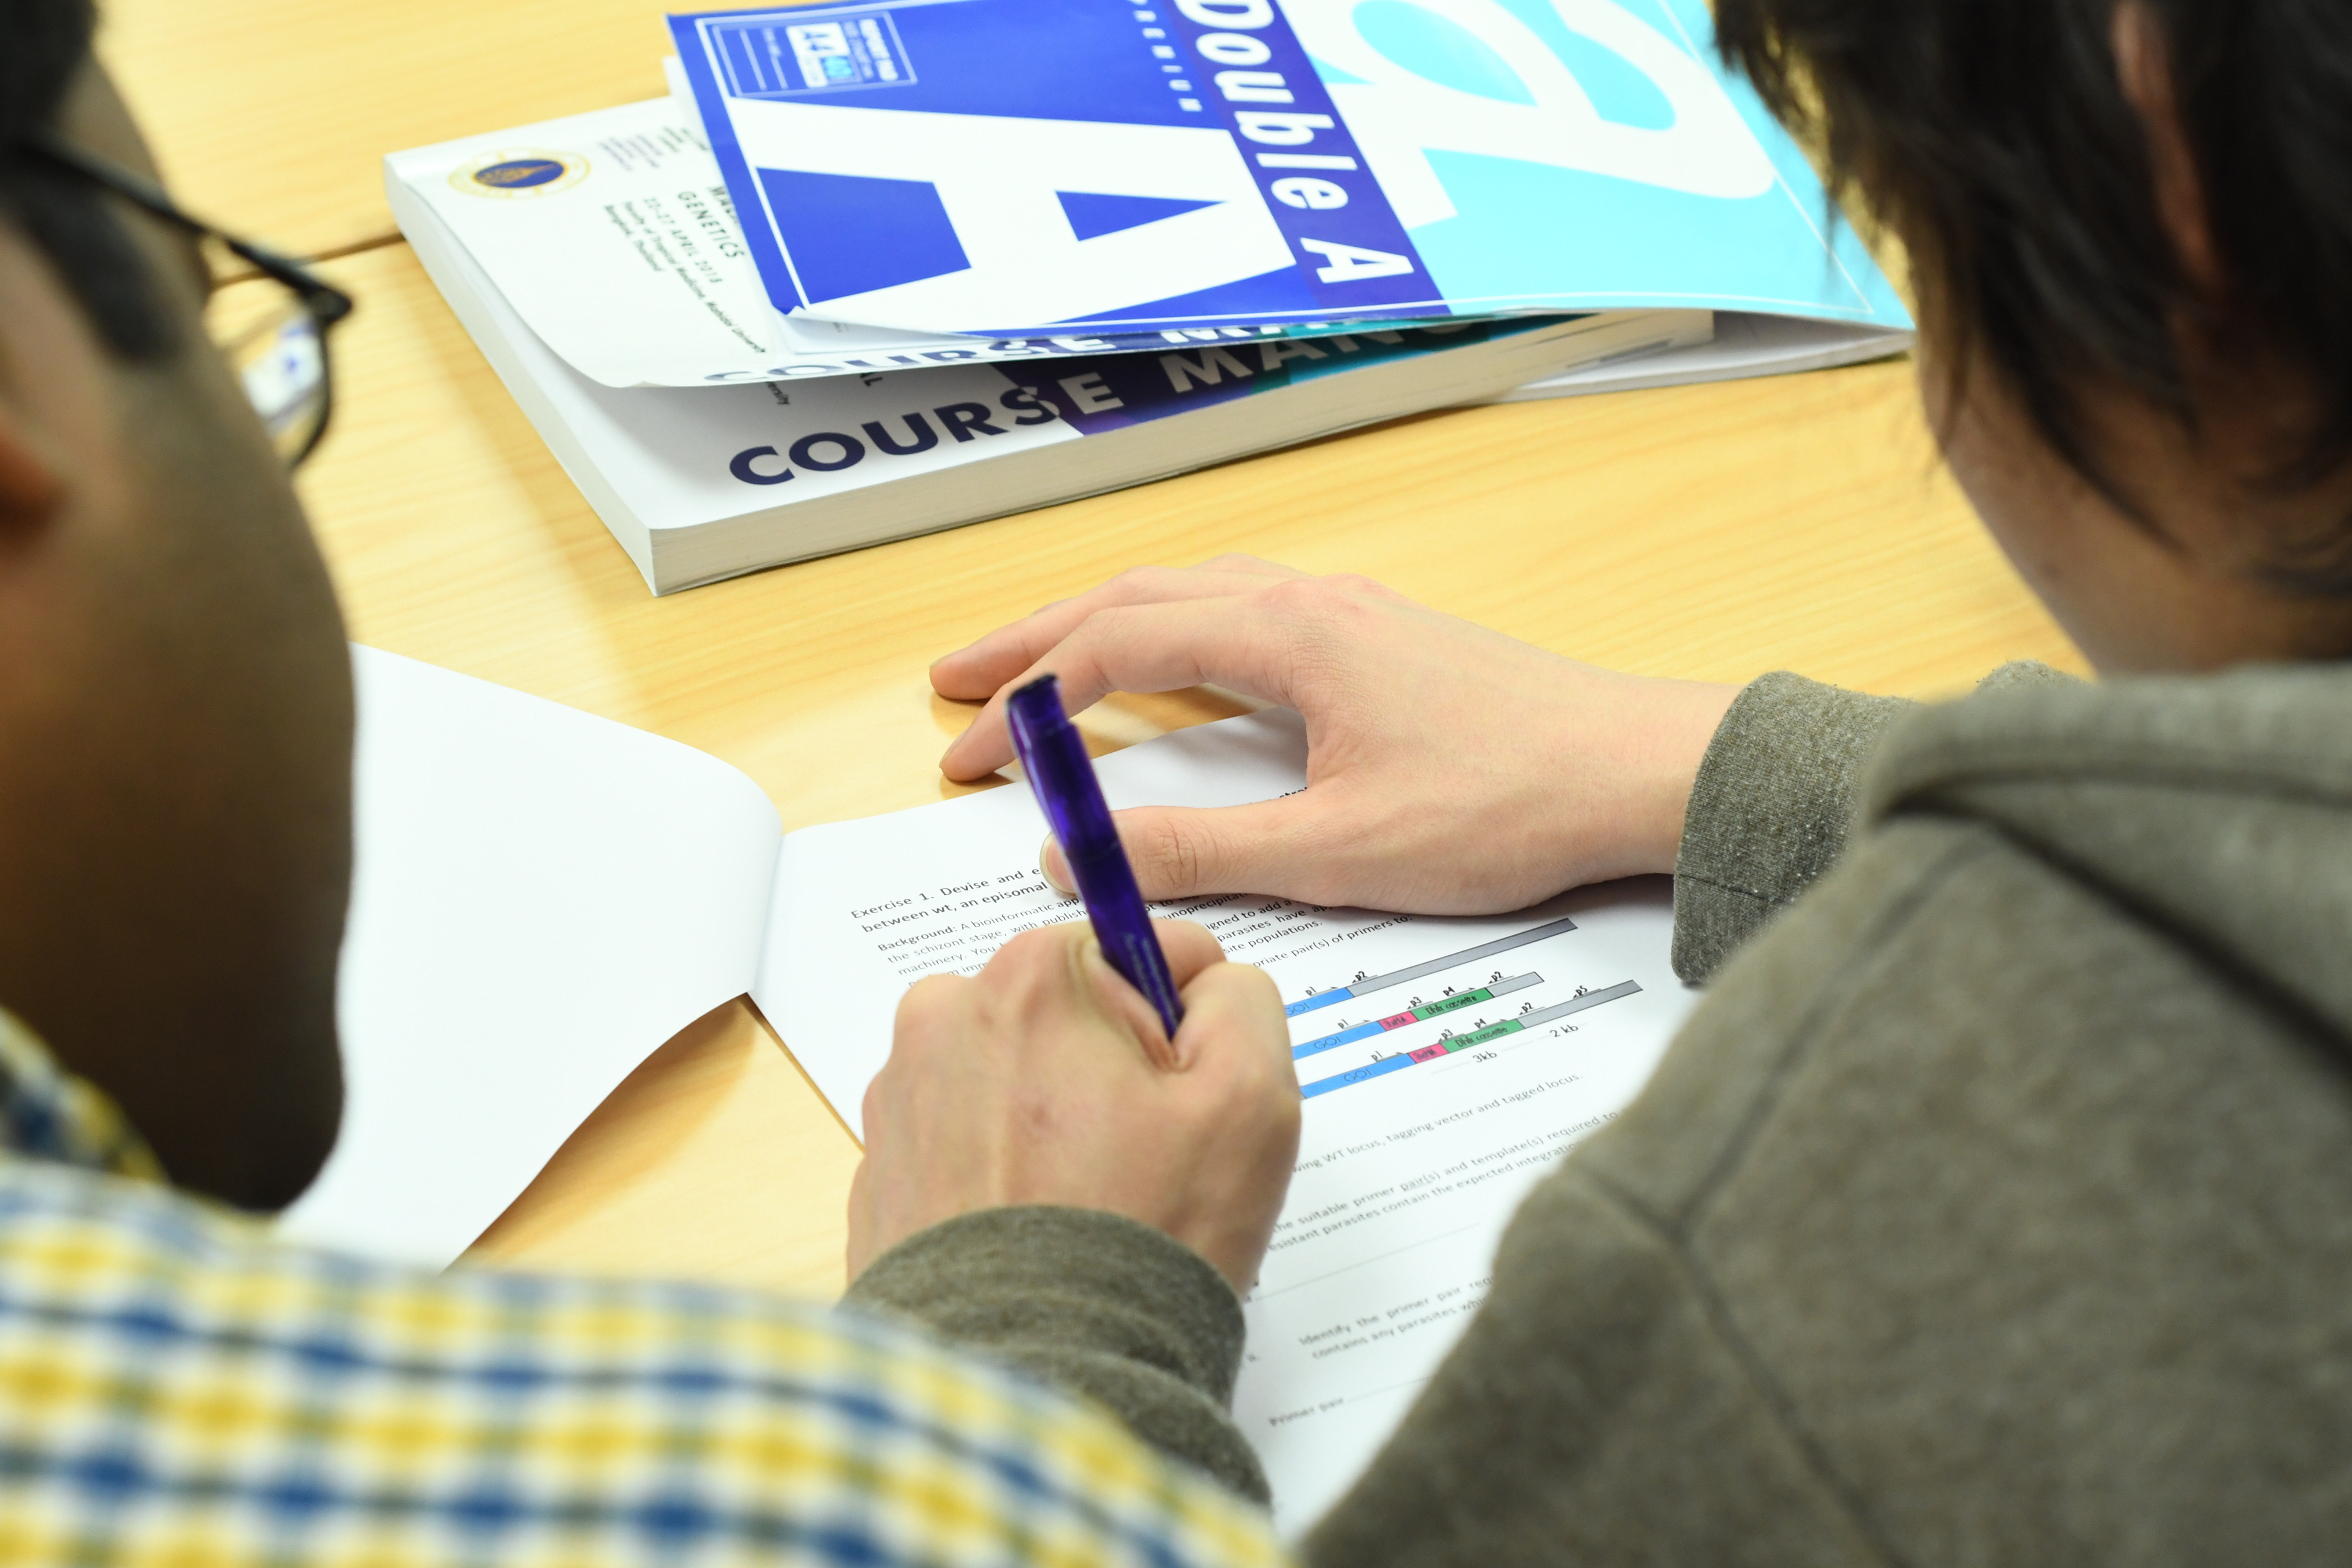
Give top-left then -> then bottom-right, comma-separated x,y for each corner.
850,674 -> 1300,1290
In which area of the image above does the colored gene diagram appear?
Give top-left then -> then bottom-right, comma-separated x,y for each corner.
1284,917 -> 1642,1101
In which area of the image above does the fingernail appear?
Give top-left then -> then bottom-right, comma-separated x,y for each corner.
1040,836 -> 1074,893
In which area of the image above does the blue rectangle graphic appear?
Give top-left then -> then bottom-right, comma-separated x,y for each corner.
710,9 -> 915,98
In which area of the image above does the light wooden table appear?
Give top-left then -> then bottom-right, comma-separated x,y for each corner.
97,0 -> 699,258
110,7 -> 2083,1304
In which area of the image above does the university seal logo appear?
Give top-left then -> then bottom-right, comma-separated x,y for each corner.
449,150 -> 588,199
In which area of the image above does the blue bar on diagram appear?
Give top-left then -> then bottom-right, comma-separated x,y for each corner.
1293,974 -> 1541,1060
1286,989 -> 1353,1019
1293,1020 -> 1384,1060
1299,1052 -> 1419,1099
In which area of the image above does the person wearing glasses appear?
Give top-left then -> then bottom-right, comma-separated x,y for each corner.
3,1 -> 2349,1568
0,0 -> 1304,1561
17,136 -> 350,463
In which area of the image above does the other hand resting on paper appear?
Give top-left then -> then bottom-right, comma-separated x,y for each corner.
847,919 -> 1297,1293
932,557 -> 1740,913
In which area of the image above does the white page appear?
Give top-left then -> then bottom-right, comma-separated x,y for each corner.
279,648 -> 784,1266
392,100 -> 795,389
1499,309 -> 1911,401
754,712 -> 1694,1523
1233,878 -> 1686,1526
393,98 -> 1071,388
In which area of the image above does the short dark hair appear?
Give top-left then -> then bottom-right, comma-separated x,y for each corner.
1717,0 -> 2352,595
0,0 -> 175,357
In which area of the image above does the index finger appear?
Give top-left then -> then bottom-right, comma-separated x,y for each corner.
931,560 -> 1309,702
939,595 -> 1295,779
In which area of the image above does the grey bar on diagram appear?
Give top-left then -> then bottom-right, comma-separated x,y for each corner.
1351,916 -> 1581,999
1517,979 -> 1642,1029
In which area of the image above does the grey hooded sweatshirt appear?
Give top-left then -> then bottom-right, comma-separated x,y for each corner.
847,661 -> 2352,1563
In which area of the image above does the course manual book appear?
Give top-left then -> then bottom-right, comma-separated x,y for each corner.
391,143 -> 1711,594
668,0 -> 1914,338
305,648 -> 1692,1531
387,91 -> 1906,594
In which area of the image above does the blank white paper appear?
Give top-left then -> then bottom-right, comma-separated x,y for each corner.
277,647 -> 784,1266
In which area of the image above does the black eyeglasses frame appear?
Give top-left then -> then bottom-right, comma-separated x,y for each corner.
18,128 -> 356,468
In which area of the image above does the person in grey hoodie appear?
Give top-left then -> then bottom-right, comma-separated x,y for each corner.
841,0 -> 2352,1560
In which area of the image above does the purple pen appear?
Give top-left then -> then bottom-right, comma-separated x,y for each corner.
1004,674 -> 1185,1038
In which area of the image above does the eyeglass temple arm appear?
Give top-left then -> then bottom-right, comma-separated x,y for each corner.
22,130 -> 353,322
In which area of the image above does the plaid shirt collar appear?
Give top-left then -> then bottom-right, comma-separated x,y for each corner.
0,1009 -> 162,1182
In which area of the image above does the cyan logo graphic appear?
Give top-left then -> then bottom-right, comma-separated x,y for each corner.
1284,0 -> 1775,224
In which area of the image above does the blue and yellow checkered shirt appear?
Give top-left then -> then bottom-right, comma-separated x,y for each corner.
0,1010 -> 1283,1567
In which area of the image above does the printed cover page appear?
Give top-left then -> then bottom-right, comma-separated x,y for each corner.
669,0 -> 1910,337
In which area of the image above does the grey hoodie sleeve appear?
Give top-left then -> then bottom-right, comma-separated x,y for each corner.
1669,673 -> 1918,983
1670,663 -> 2079,983
840,1206 -> 1271,1503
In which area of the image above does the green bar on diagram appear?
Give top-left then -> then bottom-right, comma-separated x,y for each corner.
1415,988 -> 1492,1018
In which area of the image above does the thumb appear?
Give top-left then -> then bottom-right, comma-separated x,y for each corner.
1045,797 -> 1321,901
1168,958 -> 1291,1079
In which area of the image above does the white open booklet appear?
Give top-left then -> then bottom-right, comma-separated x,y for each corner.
315,646 -> 1691,1524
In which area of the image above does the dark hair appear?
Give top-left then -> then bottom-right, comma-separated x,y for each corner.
0,0 -> 175,357
1715,0 -> 2352,594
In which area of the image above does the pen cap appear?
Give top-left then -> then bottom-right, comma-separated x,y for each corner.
1005,676 -> 1118,857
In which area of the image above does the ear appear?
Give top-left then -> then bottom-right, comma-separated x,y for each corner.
2112,1 -> 2224,297
0,231 -> 77,542
0,405 -> 66,537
